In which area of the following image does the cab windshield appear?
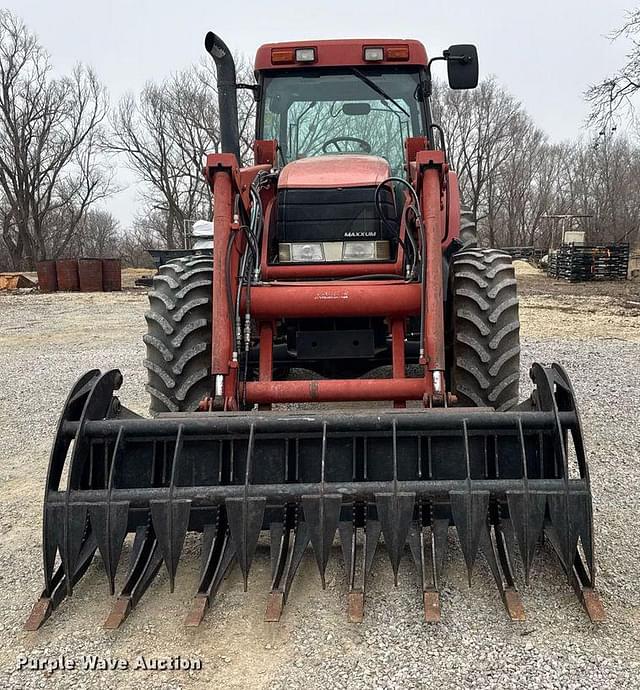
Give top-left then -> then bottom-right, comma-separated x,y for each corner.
258,68 -> 426,174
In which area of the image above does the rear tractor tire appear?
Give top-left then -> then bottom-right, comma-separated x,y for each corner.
459,206 -> 478,248
143,255 -> 213,415
451,248 -> 520,411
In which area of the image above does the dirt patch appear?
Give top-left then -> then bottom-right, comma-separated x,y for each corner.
517,269 -> 640,301
512,259 -> 540,276
122,268 -> 154,289
520,294 -> 640,341
511,266 -> 640,341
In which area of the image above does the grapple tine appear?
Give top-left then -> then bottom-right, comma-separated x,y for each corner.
412,514 -> 449,622
185,517 -> 235,627
339,508 -> 380,623
408,522 -> 441,622
150,499 -> 191,593
364,520 -> 382,576
40,370 -> 100,600
300,422 -> 341,588
88,501 -> 130,595
338,522 -> 354,583
534,364 -> 580,579
506,417 -> 545,585
376,492 -> 415,584
25,533 -> 97,631
480,522 -> 526,621
562,546 -> 606,622
339,520 -> 361,622
450,490 -> 489,586
432,518 -> 449,583
227,422 -> 265,591
265,508 -> 309,622
302,494 -> 342,588
226,497 -> 266,591
265,527 -> 286,620
43,503 -> 65,590
270,522 -> 284,580
499,518 -> 520,576
376,419 -> 415,585
545,509 -> 605,621
66,503 -> 89,580
150,424 -> 191,593
568,492 -> 595,578
546,493 -> 577,575
449,419 -> 490,586
86,425 -> 128,594
104,523 -> 163,629
530,364 -> 604,621
506,491 -> 546,585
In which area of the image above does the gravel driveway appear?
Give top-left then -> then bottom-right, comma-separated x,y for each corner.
0,284 -> 639,689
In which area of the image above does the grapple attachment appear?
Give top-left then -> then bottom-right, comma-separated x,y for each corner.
25,363 -> 604,630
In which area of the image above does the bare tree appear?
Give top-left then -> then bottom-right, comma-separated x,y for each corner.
433,74 -> 640,249
586,9 -> 640,128
0,10 -> 112,269
434,78 -> 528,243
117,215 -> 164,268
68,209 -> 120,257
110,59 -> 256,249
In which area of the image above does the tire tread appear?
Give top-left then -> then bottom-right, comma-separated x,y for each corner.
452,249 -> 520,409
143,255 -> 213,414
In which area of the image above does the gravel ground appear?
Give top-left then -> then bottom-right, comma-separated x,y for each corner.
0,285 -> 639,689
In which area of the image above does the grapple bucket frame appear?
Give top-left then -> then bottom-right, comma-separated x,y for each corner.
25,363 -> 604,631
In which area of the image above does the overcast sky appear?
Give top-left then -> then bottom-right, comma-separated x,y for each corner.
8,0 -> 635,226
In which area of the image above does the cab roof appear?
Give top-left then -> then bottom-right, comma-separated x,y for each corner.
254,39 -> 428,72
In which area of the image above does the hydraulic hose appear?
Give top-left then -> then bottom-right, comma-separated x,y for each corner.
375,177 -> 427,362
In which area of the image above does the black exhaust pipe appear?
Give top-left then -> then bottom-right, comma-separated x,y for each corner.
204,32 -> 241,161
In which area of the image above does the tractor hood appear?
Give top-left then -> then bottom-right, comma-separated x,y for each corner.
274,155 -> 397,248
278,155 -> 390,190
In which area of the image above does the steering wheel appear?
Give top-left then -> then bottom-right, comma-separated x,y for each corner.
322,136 -> 371,154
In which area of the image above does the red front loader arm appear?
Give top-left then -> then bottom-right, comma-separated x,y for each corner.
204,147 -> 451,409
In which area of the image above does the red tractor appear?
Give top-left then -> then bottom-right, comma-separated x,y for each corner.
26,33 -> 603,631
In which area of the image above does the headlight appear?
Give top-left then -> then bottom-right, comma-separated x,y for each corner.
291,243 -> 324,262
342,241 -> 376,261
278,241 -> 391,263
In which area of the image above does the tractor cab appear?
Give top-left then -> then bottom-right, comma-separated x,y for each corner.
255,42 -> 431,173
251,40 -> 476,268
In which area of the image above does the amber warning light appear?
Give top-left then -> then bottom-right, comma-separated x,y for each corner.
271,47 -> 316,64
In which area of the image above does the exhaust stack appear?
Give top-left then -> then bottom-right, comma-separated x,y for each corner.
205,32 -> 241,161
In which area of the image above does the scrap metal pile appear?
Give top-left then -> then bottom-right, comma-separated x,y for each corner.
548,243 -> 629,282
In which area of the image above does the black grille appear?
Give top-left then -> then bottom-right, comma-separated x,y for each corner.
276,185 -> 398,242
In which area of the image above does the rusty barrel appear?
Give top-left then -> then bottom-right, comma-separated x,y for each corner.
36,261 -> 58,293
102,258 -> 122,291
55,259 -> 79,292
78,258 -> 103,292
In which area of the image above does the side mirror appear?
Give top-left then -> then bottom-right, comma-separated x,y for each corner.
445,44 -> 479,89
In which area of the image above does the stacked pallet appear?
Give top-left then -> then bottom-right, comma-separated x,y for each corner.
502,246 -> 545,263
548,243 -> 629,282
